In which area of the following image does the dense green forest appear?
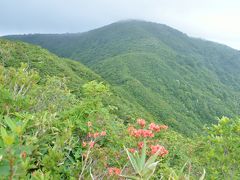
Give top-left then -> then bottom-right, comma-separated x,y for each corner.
0,39 -> 157,125
1,20 -> 240,179
5,20 -> 240,136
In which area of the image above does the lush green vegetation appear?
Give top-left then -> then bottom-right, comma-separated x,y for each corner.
1,20 -> 240,179
0,39 -> 157,125
5,20 -> 240,136
0,40 -> 192,179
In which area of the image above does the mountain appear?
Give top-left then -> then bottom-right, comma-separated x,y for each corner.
4,20 -> 240,135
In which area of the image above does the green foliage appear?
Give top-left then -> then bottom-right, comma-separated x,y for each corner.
195,117 -> 240,179
0,59 -> 192,179
0,38 -> 154,129
31,76 -> 76,113
1,33 -> 240,179
164,160 -> 206,180
0,39 -> 101,96
6,20 -> 240,136
0,63 -> 133,179
123,140 -> 160,180
0,116 -> 32,178
0,63 -> 38,115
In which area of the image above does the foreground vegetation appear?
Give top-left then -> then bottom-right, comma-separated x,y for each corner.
0,62 -> 239,179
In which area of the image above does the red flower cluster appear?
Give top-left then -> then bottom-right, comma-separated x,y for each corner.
149,123 -> 168,132
129,119 -> 168,138
82,140 -> 95,148
128,118 -> 169,158
150,144 -> 168,157
129,128 -> 154,138
88,131 -> 107,138
82,122 -> 106,149
108,167 -> 121,176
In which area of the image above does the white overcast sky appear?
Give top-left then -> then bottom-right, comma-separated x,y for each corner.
0,0 -> 240,49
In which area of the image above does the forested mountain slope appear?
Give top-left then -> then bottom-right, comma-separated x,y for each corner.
4,20 -> 240,135
0,39 -> 155,125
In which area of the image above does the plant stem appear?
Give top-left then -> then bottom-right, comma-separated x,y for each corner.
79,147 -> 91,180
9,157 -> 14,180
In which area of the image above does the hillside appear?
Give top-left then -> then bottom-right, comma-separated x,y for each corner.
4,20 -> 240,135
0,39 -> 156,124
0,38 -> 202,180
0,39 -> 102,93
1,22 -> 240,179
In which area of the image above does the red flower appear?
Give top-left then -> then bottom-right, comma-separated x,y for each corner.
89,141 -> 95,148
132,129 -> 141,138
128,126 -> 135,135
114,168 -> 121,175
93,132 -> 100,138
100,131 -> 106,136
138,141 -> 144,150
141,129 -> 154,138
150,144 -> 168,157
128,148 -> 136,153
108,167 -> 121,176
149,123 -> 168,132
149,123 -> 160,132
137,118 -> 146,128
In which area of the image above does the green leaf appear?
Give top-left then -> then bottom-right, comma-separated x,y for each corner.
120,174 -> 140,180
143,161 -> 159,179
134,150 -> 142,172
0,127 -> 14,146
140,140 -> 147,170
145,149 -> 160,168
0,127 -> 7,138
0,164 -> 10,176
124,146 -> 140,174
4,117 -> 16,132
